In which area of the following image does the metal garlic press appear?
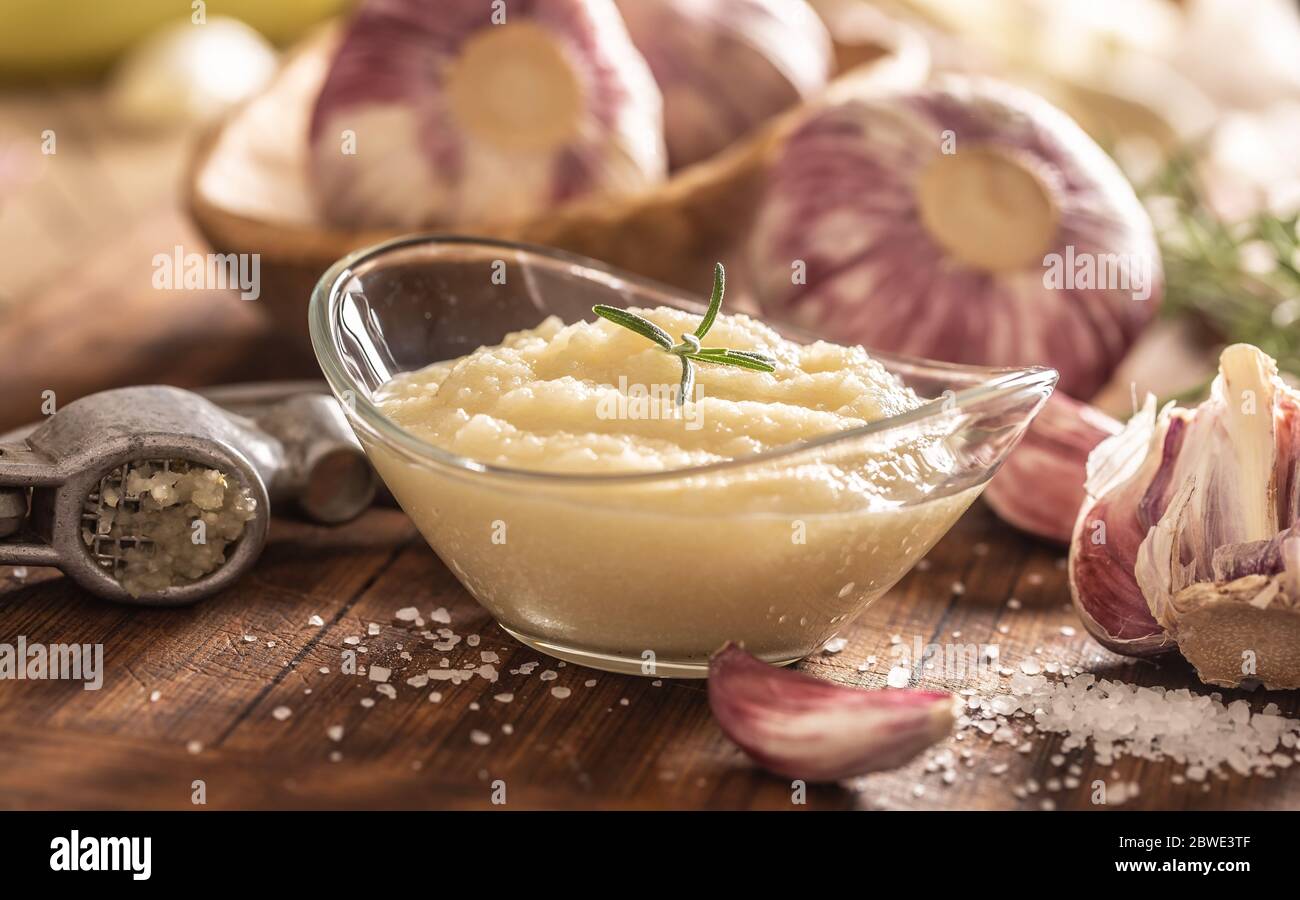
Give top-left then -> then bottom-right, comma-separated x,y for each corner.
0,383 -> 377,606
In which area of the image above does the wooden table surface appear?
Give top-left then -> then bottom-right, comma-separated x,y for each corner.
3,501 -> 1298,811
3,89 -> 1298,812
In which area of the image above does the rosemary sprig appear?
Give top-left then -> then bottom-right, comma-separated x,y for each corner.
1143,151 -> 1300,380
593,263 -> 776,404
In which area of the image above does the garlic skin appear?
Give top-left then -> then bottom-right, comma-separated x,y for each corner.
984,394 -> 1121,544
614,0 -> 832,170
748,78 -> 1161,401
1070,345 -> 1300,687
708,643 -> 954,783
309,0 -> 665,229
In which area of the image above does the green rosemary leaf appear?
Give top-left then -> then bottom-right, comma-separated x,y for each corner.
692,347 -> 777,367
1142,150 -> 1300,378
592,305 -> 674,350
678,356 -> 695,406
685,351 -> 776,373
693,262 -> 725,340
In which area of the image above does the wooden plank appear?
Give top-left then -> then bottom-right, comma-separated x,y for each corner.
4,501 -> 1298,810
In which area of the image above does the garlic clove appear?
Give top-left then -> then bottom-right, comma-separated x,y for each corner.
1068,397 -> 1177,655
1069,343 -> 1300,686
984,393 -> 1121,544
707,643 -> 953,783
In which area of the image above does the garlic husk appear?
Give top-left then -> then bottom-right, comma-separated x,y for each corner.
984,393 -> 1121,544
748,77 -> 1161,401
614,0 -> 832,170
1070,344 -> 1300,687
309,0 -> 665,229
1069,397 -> 1177,655
708,643 -> 953,782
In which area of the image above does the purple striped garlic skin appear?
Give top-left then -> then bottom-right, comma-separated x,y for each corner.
309,0 -> 665,229
615,0 -> 832,170
983,393 -> 1121,545
1069,397 -> 1179,656
1070,345 -> 1300,688
748,79 -> 1161,401
708,643 -> 954,782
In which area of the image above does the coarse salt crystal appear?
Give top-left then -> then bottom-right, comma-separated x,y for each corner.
272,706 -> 292,721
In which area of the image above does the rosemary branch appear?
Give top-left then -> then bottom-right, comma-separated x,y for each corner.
1144,151 -> 1300,379
592,263 -> 776,405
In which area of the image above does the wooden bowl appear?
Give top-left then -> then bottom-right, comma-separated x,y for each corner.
187,16 -> 929,344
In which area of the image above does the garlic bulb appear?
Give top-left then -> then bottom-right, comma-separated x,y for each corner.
708,643 -> 954,782
1070,344 -> 1300,688
984,394 -> 1121,545
108,17 -> 277,129
614,0 -> 832,170
748,78 -> 1161,401
309,0 -> 666,229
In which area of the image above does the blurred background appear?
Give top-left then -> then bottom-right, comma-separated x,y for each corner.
0,0 -> 1297,434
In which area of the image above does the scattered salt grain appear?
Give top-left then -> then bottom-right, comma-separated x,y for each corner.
822,637 -> 848,654
395,607 -> 419,621
1006,598 -> 1022,610
429,607 -> 451,624
327,725 -> 344,742
149,690 -> 161,703
272,706 -> 292,721
470,729 -> 491,746
1059,626 -> 1076,637
539,669 -> 558,682
368,666 -> 391,683
375,684 -> 397,699
360,698 -> 375,708
308,615 -> 325,627
367,623 -> 381,636
551,687 -> 572,699
886,666 -> 910,688
186,740 -> 203,755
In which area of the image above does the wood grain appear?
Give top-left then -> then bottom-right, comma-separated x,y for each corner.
2,502 -> 1298,811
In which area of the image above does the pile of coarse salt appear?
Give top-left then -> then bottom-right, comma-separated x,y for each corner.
961,671 -> 1300,781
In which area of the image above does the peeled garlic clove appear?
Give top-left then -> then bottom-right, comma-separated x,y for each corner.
1069,344 -> 1300,687
615,0 -> 832,170
984,393 -> 1121,544
708,643 -> 953,783
309,0 -> 665,228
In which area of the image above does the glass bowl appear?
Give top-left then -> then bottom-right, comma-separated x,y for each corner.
310,235 -> 1056,677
